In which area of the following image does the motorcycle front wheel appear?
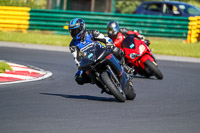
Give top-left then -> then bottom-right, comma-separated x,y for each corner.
144,59 -> 163,79
101,71 -> 126,102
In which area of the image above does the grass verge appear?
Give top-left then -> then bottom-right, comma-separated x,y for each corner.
0,31 -> 200,58
0,31 -> 72,46
0,62 -> 12,73
149,37 -> 200,58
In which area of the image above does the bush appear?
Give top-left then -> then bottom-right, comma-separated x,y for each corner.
116,0 -> 141,14
0,0 -> 46,9
0,62 -> 12,73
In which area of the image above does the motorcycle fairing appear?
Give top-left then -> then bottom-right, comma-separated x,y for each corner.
105,54 -> 129,90
139,54 -> 154,69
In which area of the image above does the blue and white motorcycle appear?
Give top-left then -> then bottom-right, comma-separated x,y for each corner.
78,41 -> 136,102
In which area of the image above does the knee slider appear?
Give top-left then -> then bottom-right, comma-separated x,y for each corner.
75,74 -> 84,85
75,70 -> 84,85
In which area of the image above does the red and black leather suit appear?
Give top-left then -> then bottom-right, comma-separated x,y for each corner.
110,28 -> 150,50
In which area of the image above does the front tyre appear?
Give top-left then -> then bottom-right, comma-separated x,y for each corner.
144,59 -> 163,79
101,71 -> 126,102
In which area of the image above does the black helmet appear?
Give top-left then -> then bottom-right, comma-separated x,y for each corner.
69,18 -> 86,40
107,21 -> 119,38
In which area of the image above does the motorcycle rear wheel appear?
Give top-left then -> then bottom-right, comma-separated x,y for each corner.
125,80 -> 136,100
101,71 -> 126,102
144,59 -> 163,79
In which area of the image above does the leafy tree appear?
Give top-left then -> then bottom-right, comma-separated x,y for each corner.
0,0 -> 46,9
116,0 -> 141,13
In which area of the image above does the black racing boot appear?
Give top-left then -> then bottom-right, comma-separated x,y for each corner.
123,64 -> 134,75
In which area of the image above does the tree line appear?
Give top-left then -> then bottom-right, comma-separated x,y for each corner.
0,0 -> 200,13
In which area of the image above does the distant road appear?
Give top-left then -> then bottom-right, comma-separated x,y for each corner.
0,41 -> 200,63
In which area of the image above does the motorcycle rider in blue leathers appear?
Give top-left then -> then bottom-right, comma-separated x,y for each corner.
69,18 -> 132,85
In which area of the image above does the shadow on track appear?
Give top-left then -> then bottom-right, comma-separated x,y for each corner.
40,93 -> 116,102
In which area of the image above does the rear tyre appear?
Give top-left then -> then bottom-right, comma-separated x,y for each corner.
144,59 -> 163,79
125,80 -> 136,100
101,71 -> 126,102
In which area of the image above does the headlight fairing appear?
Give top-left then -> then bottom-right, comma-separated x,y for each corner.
139,44 -> 146,55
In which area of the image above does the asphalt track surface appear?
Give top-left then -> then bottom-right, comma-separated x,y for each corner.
0,46 -> 200,133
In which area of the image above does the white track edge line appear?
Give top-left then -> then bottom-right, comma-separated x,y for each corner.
0,71 -> 53,85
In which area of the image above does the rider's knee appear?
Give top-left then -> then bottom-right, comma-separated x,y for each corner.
75,76 -> 84,85
75,70 -> 84,85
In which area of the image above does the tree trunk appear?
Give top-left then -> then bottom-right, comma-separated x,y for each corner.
91,0 -> 95,12
105,0 -> 112,12
63,0 -> 67,10
46,0 -> 52,9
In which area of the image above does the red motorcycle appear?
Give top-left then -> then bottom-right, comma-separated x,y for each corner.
121,35 -> 163,79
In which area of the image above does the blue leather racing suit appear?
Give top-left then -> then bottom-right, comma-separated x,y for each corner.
69,30 -> 113,85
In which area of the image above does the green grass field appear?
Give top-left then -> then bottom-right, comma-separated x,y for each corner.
0,31 -> 71,46
0,31 -> 200,58
149,37 -> 200,58
0,61 -> 12,73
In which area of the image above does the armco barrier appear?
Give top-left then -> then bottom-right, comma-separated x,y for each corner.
0,6 -> 30,33
29,9 -> 189,39
0,6 -> 200,42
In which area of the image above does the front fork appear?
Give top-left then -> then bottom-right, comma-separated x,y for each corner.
93,65 -> 122,92
106,55 -> 129,90
106,65 -> 121,87
106,65 -> 124,94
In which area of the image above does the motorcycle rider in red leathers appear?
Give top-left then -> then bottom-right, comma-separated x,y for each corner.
106,21 -> 151,74
107,21 -> 150,51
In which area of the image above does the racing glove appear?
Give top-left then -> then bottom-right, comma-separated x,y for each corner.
143,39 -> 151,46
138,35 -> 145,41
106,42 -> 114,50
